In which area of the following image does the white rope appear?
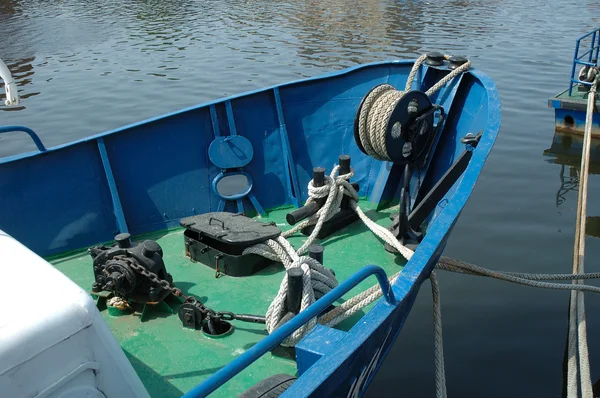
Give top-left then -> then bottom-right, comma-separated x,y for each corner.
282,165 -> 358,253
0,58 -> 19,106
436,256 -> 600,294
567,76 -> 597,398
242,165 -> 416,344
255,237 -> 337,346
246,53 -> 472,347
357,54 -> 471,162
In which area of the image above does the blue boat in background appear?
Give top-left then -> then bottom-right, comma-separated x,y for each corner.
549,28 -> 600,136
0,54 -> 500,397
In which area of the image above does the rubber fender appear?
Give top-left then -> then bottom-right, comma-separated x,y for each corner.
239,374 -> 297,398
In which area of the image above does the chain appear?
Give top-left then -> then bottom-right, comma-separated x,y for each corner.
111,255 -> 265,325
112,255 -> 210,315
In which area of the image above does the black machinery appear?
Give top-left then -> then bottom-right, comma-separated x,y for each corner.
181,212 -> 282,277
89,233 -> 182,320
285,155 -> 360,239
353,55 -> 480,251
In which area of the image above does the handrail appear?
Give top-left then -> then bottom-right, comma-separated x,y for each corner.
569,28 -> 600,96
0,126 -> 46,152
182,265 -> 397,398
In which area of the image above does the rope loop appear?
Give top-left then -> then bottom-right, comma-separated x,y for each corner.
263,237 -> 338,346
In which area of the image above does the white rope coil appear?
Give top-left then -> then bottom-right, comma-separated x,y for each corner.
357,54 -> 471,162
257,237 -> 338,346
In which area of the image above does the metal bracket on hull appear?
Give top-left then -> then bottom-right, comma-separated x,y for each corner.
208,103 -> 265,216
386,131 -> 482,252
368,65 -> 464,210
273,87 -> 302,208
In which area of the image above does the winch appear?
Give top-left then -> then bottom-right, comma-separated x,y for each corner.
353,55 -> 474,250
89,233 -> 174,304
354,85 -> 446,248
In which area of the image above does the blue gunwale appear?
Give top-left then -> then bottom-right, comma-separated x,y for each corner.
248,71 -> 499,397
0,60 -> 413,166
282,70 -> 501,396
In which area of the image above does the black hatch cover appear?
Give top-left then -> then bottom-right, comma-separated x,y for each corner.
180,212 -> 281,246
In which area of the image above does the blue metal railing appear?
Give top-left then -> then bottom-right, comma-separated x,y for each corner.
182,265 -> 397,398
568,28 -> 600,96
0,125 -> 46,152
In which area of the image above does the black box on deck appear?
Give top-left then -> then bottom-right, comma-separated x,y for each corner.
180,212 -> 282,277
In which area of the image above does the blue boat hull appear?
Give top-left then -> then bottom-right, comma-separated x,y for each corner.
0,59 -> 500,397
548,91 -> 600,136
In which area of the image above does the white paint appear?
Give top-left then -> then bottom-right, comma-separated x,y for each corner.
0,230 -> 149,398
0,58 -> 19,106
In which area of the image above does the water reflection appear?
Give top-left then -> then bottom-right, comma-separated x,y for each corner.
543,130 -> 600,238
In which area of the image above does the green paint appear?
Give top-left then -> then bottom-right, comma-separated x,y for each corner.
556,88 -> 600,103
51,204 -> 405,397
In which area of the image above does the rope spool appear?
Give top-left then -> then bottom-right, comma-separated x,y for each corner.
353,54 -> 471,166
354,85 -> 435,164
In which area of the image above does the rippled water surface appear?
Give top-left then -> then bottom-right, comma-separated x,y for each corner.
3,0 -> 600,396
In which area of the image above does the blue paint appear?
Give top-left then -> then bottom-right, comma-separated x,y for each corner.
554,108 -> 600,133
550,28 -> 600,131
247,192 -> 265,217
273,87 -> 301,207
283,71 -> 501,398
209,105 -> 220,137
0,142 -> 117,255
0,125 -> 46,152
183,265 -> 396,398
211,171 -> 253,200
0,59 -> 501,396
225,101 -> 238,136
296,325 -> 348,376
97,138 -> 129,234
236,199 -> 244,213
208,136 -> 253,169
567,28 -> 600,96
207,124 -> 262,213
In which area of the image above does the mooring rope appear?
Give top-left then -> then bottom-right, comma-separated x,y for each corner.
244,56 -> 600,397
567,75 -> 598,398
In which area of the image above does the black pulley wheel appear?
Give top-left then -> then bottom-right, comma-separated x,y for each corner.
384,90 -> 434,164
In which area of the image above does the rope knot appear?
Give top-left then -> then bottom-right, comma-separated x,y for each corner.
264,237 -> 338,346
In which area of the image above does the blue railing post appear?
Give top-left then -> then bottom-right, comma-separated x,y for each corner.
568,29 -> 600,97
569,40 -> 581,96
182,265 -> 397,398
589,31 -> 596,63
595,29 -> 600,61
0,126 -> 46,153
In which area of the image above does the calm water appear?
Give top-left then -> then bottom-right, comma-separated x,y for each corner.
3,0 -> 600,396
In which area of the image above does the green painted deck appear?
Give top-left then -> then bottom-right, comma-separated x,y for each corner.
50,204 -> 406,398
555,87 -> 600,103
